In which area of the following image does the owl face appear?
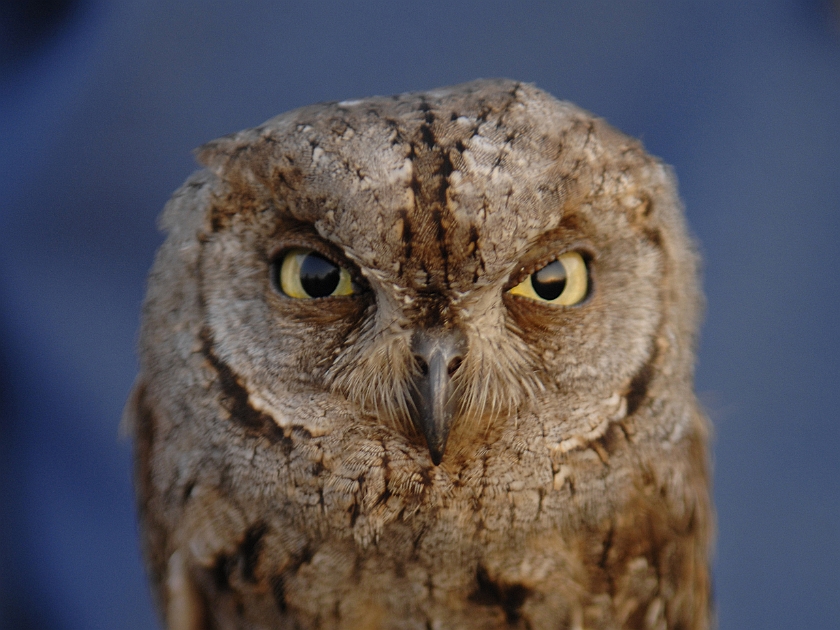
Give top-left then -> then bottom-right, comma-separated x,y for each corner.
191,80 -> 694,468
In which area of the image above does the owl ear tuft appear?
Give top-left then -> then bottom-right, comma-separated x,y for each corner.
194,129 -> 263,179
194,134 -> 240,177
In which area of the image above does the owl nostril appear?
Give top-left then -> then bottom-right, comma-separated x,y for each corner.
447,357 -> 462,376
415,356 -> 429,376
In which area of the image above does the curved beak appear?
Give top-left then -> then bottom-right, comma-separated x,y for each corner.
409,329 -> 466,465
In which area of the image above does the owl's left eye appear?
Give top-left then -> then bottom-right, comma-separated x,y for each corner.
508,251 -> 589,305
274,248 -> 358,298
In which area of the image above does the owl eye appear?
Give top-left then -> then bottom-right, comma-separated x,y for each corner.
508,251 -> 589,305
275,248 -> 357,298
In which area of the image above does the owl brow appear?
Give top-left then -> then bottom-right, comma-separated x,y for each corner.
271,224 -> 351,261
509,230 -> 593,277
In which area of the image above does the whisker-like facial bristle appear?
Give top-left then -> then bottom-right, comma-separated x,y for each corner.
451,329 -> 543,432
326,317 -> 415,431
326,305 -> 544,440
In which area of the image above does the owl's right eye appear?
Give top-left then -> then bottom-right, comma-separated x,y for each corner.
273,248 -> 358,299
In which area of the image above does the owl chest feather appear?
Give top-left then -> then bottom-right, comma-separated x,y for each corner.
134,370 -> 708,630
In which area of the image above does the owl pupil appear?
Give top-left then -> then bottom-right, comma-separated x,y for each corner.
300,253 -> 340,297
531,260 -> 567,301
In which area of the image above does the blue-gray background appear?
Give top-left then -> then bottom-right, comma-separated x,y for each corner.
1,1 -> 838,628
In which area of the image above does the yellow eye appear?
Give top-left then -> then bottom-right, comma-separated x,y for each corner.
508,251 -> 589,305
276,248 -> 357,299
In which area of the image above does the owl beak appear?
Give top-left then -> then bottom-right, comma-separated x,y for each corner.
409,329 -> 466,466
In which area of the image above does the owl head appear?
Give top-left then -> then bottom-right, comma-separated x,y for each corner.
143,79 -> 701,470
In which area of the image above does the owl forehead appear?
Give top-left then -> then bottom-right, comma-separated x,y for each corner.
203,80 -> 648,292
295,106 -> 565,289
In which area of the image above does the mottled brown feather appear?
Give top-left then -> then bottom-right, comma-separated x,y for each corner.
129,79 -> 712,629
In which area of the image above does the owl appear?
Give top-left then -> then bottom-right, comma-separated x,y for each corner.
126,79 -> 712,630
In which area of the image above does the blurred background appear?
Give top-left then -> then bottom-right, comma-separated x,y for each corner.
1,1 -> 838,628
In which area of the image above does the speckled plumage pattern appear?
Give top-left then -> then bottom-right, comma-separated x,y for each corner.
126,79 -> 713,629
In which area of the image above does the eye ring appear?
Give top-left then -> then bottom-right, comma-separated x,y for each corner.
508,251 -> 589,306
273,248 -> 358,299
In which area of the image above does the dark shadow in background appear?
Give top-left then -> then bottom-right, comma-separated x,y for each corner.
0,0 -> 83,74
3,5 -> 92,630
